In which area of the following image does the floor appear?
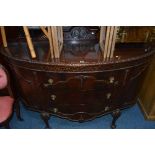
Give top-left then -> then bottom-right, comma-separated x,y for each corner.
7,102 -> 155,129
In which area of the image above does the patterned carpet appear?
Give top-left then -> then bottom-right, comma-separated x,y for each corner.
7,102 -> 155,129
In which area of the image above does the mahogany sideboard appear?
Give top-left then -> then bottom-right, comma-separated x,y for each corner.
0,39 -> 154,128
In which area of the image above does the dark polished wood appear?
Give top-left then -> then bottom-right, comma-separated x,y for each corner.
40,112 -> 51,129
0,28 -> 155,128
111,109 -> 121,129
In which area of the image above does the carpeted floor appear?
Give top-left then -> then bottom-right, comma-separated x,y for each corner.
7,102 -> 155,129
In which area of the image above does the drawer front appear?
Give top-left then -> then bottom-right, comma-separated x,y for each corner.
48,103 -> 113,114
13,65 -> 146,113
47,90 -> 114,105
41,71 -> 123,92
39,71 -> 125,113
46,89 -> 118,114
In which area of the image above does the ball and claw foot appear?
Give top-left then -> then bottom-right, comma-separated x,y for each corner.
41,112 -> 51,129
111,109 -> 121,129
111,124 -> 116,129
4,122 -> 10,129
17,116 -> 24,121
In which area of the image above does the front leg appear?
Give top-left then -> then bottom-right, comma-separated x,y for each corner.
111,109 -> 121,129
14,98 -> 24,121
4,122 -> 10,129
0,120 -> 10,129
41,112 -> 51,129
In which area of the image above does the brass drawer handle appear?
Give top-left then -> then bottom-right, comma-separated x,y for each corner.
51,95 -> 56,101
80,60 -> 85,63
44,78 -> 53,87
105,106 -> 110,111
48,79 -> 53,84
109,76 -> 115,83
106,93 -> 111,99
53,108 -> 58,113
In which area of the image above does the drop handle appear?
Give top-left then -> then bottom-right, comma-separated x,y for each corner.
105,106 -> 110,111
51,95 -> 56,101
109,77 -> 115,83
43,78 -> 53,87
53,108 -> 58,113
106,93 -> 111,99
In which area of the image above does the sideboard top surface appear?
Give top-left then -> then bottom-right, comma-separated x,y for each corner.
0,41 -> 154,64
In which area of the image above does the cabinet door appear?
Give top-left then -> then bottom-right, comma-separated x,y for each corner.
12,68 -> 54,110
117,63 -> 148,107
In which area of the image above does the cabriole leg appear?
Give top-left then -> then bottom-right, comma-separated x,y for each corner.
4,122 -> 10,129
1,120 -> 11,129
15,98 -> 23,121
111,109 -> 121,129
41,112 -> 51,129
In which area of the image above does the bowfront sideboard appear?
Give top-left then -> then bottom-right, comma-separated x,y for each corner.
0,41 -> 154,128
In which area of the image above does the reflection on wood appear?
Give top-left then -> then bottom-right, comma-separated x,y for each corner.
107,26 -> 114,58
51,26 -> 60,59
102,26 -> 118,59
99,26 -> 106,52
48,26 -> 54,59
23,26 -> 36,59
0,26 -> 7,47
117,27 -> 154,43
110,27 -> 118,58
103,26 -> 111,59
40,26 -> 48,38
